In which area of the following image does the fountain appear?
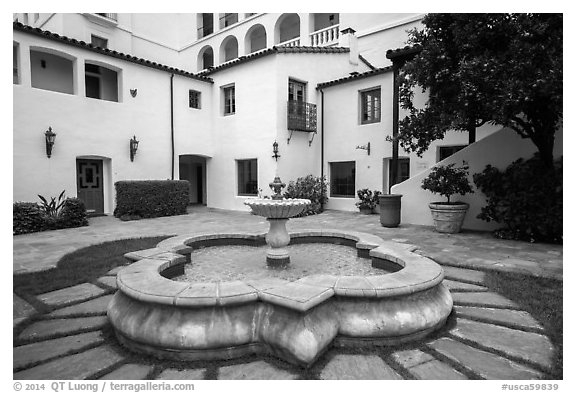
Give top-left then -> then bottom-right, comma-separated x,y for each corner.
244,176 -> 310,266
107,176 -> 453,367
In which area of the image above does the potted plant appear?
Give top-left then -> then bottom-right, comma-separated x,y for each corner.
422,163 -> 474,233
355,188 -> 376,214
372,190 -> 382,214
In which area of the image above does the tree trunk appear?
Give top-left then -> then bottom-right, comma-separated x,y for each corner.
532,128 -> 556,169
467,120 -> 476,145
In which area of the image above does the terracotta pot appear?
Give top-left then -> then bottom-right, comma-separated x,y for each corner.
379,194 -> 402,228
428,202 -> 469,233
359,206 -> 373,215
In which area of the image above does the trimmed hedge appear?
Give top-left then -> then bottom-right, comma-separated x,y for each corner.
13,202 -> 45,235
13,197 -> 89,235
114,180 -> 190,220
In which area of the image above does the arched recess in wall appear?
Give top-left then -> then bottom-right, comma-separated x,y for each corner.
220,35 -> 239,63
274,13 -> 301,45
84,59 -> 122,102
197,45 -> 214,71
29,46 -> 77,94
244,24 -> 267,54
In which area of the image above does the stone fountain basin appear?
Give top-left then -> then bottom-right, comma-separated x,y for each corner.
244,198 -> 311,218
107,229 -> 453,367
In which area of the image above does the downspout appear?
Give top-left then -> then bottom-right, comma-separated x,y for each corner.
320,88 -> 325,210
390,64 -> 400,193
170,73 -> 175,180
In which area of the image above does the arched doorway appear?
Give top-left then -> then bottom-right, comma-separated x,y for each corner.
275,13 -> 300,45
245,24 -> 267,53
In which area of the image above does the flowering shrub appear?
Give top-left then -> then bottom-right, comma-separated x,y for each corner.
283,175 -> 328,217
355,189 -> 376,209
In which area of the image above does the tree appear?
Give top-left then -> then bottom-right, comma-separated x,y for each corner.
397,13 -> 562,168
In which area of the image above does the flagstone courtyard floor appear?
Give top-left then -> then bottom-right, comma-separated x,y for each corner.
13,207 -> 563,380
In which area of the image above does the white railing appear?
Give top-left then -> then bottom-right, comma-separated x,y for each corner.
310,24 -> 339,47
95,13 -> 117,21
278,37 -> 301,47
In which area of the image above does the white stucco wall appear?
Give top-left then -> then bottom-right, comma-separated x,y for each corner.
13,30 -> 212,214
391,126 -> 564,231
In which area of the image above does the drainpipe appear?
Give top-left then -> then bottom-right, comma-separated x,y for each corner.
170,74 -> 175,180
390,64 -> 400,193
320,89 -> 325,210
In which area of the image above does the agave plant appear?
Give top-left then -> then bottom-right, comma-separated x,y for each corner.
38,190 -> 66,218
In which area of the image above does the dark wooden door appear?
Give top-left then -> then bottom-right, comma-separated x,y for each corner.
76,159 -> 104,214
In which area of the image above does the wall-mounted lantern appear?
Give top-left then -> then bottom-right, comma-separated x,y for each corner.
129,135 -> 139,162
356,142 -> 371,156
130,88 -> 138,97
44,127 -> 56,158
272,140 -> 281,161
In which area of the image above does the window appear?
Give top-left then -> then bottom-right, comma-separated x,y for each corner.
223,85 -> 235,115
438,145 -> 466,162
13,43 -> 19,84
189,90 -> 201,109
84,62 -> 119,102
288,79 -> 306,103
237,159 -> 258,196
330,161 -> 356,197
220,13 -> 238,28
91,35 -> 108,49
360,87 -> 381,124
34,13 -> 39,23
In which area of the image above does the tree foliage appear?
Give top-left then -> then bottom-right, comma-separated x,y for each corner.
398,13 -> 562,167
421,163 -> 474,204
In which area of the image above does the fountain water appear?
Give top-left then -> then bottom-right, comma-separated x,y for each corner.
107,176 -> 453,367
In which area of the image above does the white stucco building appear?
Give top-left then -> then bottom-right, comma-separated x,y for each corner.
13,13 -> 562,229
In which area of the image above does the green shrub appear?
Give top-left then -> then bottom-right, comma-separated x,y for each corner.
13,202 -> 45,235
38,190 -> 66,218
422,163 -> 474,204
283,175 -> 328,217
13,197 -> 88,235
473,155 -> 562,243
114,180 -> 189,220
57,198 -> 89,228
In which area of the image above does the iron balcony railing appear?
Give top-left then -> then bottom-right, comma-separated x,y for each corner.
287,101 -> 317,132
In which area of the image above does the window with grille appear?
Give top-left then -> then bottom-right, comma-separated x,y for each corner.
330,161 -> 356,197
360,87 -> 381,124
189,90 -> 201,109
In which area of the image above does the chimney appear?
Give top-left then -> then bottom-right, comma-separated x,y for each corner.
339,27 -> 358,66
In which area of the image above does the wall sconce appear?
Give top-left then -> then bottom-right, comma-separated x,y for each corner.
356,142 -> 371,156
130,89 -> 138,97
272,141 -> 281,161
44,127 -> 56,158
129,135 -> 139,162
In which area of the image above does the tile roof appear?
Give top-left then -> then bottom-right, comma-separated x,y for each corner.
13,22 -> 213,83
198,46 -> 350,76
385,45 -> 422,61
316,66 -> 394,90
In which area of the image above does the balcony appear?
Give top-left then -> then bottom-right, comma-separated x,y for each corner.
278,37 -> 301,48
95,13 -> 117,21
84,13 -> 118,27
310,24 -> 339,47
287,101 -> 317,132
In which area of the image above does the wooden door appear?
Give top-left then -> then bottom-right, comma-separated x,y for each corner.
76,159 -> 104,215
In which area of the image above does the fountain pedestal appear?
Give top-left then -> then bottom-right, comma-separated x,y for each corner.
244,176 -> 311,267
265,218 -> 290,266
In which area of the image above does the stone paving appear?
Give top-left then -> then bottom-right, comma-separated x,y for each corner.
13,207 -> 562,380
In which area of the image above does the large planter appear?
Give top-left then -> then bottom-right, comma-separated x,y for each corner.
428,202 -> 469,233
379,194 -> 402,228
